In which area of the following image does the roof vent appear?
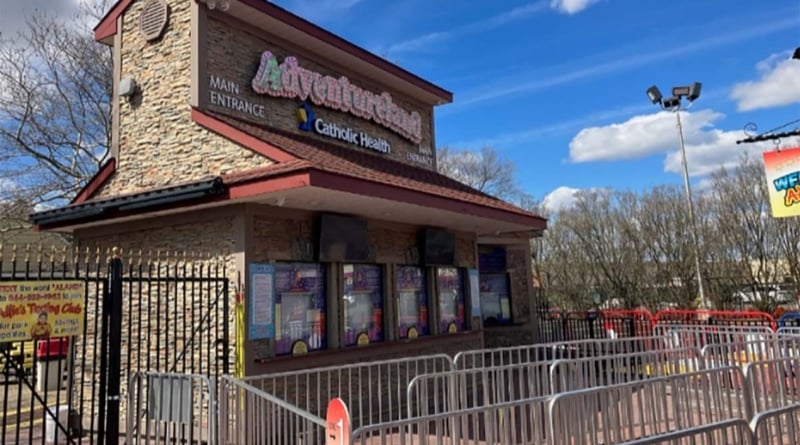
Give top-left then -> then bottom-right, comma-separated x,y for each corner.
139,0 -> 169,42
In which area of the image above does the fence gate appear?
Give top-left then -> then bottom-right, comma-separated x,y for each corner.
1,247 -> 230,445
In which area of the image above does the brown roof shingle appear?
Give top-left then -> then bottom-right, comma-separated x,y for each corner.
210,112 -> 544,222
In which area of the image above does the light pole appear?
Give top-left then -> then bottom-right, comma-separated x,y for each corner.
646,82 -> 708,309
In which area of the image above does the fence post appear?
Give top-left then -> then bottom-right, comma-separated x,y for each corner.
105,254 -> 124,443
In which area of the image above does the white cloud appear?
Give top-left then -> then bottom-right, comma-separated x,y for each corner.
550,0 -> 602,14
384,1 -> 548,54
569,109 -> 724,163
543,186 -> 583,212
730,50 -> 800,111
453,17 -> 800,109
567,108 -> 773,177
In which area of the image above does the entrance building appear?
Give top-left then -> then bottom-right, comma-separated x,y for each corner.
32,0 -> 547,376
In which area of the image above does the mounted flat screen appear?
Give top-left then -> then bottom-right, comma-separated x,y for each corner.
421,228 -> 455,266
318,213 -> 369,262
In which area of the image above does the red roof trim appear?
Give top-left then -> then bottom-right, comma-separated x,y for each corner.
227,172 -> 312,199
70,158 -> 117,205
191,108 -> 297,162
94,0 -> 132,42
307,170 -> 547,229
238,0 -> 452,102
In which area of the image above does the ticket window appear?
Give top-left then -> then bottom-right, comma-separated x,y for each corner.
342,264 -> 384,347
273,262 -> 327,356
395,265 -> 430,339
479,273 -> 512,326
437,267 -> 466,334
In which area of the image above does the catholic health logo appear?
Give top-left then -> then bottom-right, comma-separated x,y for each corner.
296,103 -> 391,155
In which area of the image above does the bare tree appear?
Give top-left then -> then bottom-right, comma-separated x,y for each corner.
437,146 -> 523,201
0,1 -> 112,206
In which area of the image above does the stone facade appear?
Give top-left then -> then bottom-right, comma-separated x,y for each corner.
96,0 -> 273,198
72,211 -> 241,422
201,15 -> 437,170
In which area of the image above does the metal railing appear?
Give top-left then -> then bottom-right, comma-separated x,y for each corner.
615,419 -> 753,445
218,375 -> 325,445
744,357 -> 800,415
243,354 -> 454,430
750,403 -> 800,444
352,394 -> 551,445
126,372 -> 216,445
547,366 -> 749,444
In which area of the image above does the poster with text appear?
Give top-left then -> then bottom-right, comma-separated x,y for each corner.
274,263 -> 326,355
343,264 -> 383,346
248,263 -> 275,340
0,281 -> 85,342
437,268 -> 465,333
396,266 -> 428,338
763,147 -> 800,218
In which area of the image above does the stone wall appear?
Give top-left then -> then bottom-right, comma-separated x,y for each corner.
96,0 -> 273,198
202,15 -> 437,170
72,212 -> 242,427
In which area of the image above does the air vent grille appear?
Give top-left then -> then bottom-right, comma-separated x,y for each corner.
139,0 -> 169,42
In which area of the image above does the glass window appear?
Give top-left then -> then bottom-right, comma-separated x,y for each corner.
343,264 -> 383,346
437,268 -> 466,333
480,273 -> 512,326
395,266 -> 429,339
274,263 -> 326,356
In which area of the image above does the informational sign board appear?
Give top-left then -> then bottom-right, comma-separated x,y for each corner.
326,398 -> 351,445
468,269 -> 481,318
0,281 -> 85,342
763,147 -> 800,218
248,263 -> 275,340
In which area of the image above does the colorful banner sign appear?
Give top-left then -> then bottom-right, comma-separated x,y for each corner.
0,281 -> 85,342
764,147 -> 800,218
248,263 -> 275,340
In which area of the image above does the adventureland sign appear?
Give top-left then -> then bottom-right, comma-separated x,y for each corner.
251,51 -> 424,144
0,281 -> 85,342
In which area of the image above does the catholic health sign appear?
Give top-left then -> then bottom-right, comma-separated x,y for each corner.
0,281 -> 85,342
763,147 -> 800,218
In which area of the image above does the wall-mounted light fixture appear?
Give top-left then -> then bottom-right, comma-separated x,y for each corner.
206,0 -> 230,11
119,77 -> 137,97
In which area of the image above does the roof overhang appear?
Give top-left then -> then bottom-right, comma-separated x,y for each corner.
33,169 -> 545,237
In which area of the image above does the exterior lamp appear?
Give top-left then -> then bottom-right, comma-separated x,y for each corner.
645,82 -> 708,309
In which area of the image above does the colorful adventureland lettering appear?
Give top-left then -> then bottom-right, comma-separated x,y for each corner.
763,147 -> 800,218
252,51 -> 423,144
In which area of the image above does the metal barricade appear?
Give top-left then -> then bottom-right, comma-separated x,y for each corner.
751,403 -> 800,445
453,335 -> 665,369
406,361 -> 552,418
547,366 -> 749,445
655,324 -> 775,353
243,354 -> 453,430
614,419 -> 753,445
126,372 -> 216,445
701,338 -> 782,369
550,347 -> 703,393
744,358 -> 800,416
352,395 -> 551,445
218,375 -> 325,445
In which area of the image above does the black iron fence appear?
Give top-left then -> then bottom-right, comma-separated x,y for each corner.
1,247 -> 231,445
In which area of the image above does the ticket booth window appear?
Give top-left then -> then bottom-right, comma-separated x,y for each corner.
274,263 -> 326,355
395,266 -> 429,339
437,267 -> 466,333
342,264 -> 384,347
480,273 -> 512,326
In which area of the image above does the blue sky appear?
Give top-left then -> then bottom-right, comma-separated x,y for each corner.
278,0 -> 800,210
